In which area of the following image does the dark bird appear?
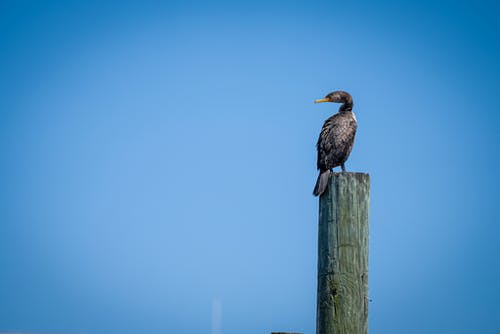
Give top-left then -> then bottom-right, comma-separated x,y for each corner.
313,91 -> 357,196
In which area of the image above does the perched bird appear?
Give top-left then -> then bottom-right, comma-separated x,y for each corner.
313,91 -> 357,197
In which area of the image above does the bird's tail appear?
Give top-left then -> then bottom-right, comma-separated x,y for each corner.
313,170 -> 330,197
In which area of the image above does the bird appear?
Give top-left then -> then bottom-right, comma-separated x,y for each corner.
313,90 -> 357,197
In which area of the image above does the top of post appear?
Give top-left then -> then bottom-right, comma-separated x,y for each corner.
320,172 -> 370,199
329,172 -> 370,180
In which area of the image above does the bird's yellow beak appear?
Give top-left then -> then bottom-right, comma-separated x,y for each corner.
314,98 -> 330,103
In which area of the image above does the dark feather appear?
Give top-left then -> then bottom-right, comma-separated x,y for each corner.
313,91 -> 357,196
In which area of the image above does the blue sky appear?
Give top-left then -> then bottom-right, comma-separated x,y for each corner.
1,1 -> 499,333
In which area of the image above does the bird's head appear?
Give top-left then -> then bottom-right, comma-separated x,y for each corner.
315,90 -> 353,112
314,90 -> 352,104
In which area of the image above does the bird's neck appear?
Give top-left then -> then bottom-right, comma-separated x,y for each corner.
339,101 -> 353,112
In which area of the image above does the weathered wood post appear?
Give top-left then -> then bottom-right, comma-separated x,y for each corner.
316,172 -> 370,334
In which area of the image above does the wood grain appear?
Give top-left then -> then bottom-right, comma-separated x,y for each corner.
317,172 -> 370,334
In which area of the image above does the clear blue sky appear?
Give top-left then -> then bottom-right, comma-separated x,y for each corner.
1,1 -> 499,333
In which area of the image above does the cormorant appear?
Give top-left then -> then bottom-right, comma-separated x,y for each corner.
313,91 -> 357,197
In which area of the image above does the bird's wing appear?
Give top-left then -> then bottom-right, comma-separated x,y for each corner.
316,114 -> 357,170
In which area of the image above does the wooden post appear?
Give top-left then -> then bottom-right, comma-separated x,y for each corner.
316,172 -> 370,334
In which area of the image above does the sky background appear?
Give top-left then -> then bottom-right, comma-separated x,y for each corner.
1,0 -> 499,333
